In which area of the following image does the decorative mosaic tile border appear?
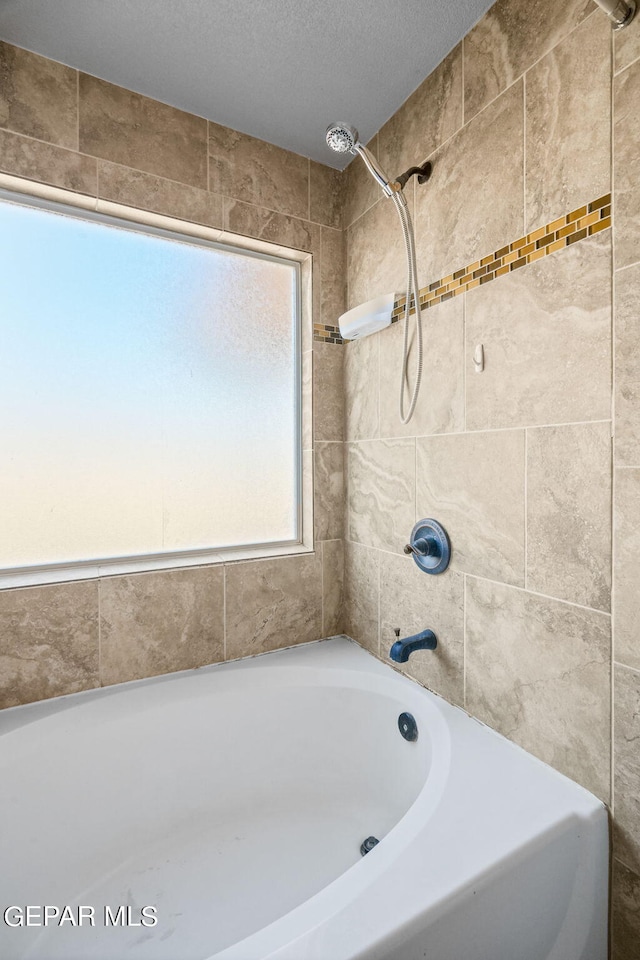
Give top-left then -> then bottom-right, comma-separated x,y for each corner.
313,193 -> 611,344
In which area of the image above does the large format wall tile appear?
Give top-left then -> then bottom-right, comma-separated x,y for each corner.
344,335 -> 379,441
379,552 -> 464,705
379,297 -> 464,439
616,264 -> 640,465
614,664 -> 640,872
0,128 -> 97,194
378,45 -> 463,178
347,439 -> 415,553
98,160 -> 223,227
100,568 -> 224,685
414,81 -> 524,285
321,226 -> 346,327
465,233 -> 611,430
344,541 -> 379,654
527,422 -> 612,611
614,59 -> 640,270
79,75 -> 207,189
614,468 -> 640,671
225,199 -> 319,253
313,341 -> 344,442
612,859 -> 640,960
225,553 -> 322,658
208,122 -> 308,220
0,582 -> 99,709
322,540 -> 344,636
463,0 -> 592,122
525,13 -> 611,232
314,441 -> 344,542
346,190 -> 406,310
416,431 -> 526,585
466,578 -> 611,800
0,42 -> 77,149
310,160 -> 343,229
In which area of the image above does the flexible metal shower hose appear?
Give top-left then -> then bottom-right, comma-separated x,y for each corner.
392,191 -> 423,424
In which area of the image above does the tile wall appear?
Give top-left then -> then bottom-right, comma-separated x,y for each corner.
0,39 -> 346,707
341,0 -> 640,954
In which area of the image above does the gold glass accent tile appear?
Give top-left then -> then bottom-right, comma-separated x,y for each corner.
528,248 -> 546,264
577,211 -> 600,231
567,205 -> 588,223
527,225 -> 547,243
557,222 -> 576,239
589,216 -> 611,235
588,193 -> 611,212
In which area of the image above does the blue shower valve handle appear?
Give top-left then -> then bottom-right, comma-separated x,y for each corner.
405,519 -> 451,575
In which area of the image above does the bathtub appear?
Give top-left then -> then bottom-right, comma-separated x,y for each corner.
0,636 -> 607,960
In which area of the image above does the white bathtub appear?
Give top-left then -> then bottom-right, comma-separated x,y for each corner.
0,636 -> 607,960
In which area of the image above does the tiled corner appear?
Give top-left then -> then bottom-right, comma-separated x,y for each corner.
0,581 -> 99,709
379,295 -> 464,439
208,121 -> 308,220
614,468 -> 640,672
343,541 -> 379,655
612,858 -> 640,960
347,439 -> 415,554
225,553 -> 322,659
527,422 -> 612,611
320,226 -> 346,329
0,128 -> 97,194
0,41 -> 78,149
313,341 -> 344,442
321,539 -> 344,636
614,58 -> 640,270
416,430 -> 526,586
463,0 -> 593,123
615,263 -> 640,466
378,44 -> 463,178
344,335 -> 379,441
466,577 -> 611,800
465,231 -> 611,430
99,567 -> 224,685
379,551 -> 464,706
79,74 -> 207,189
97,160 -> 223,227
309,160 -> 343,229
314,441 -> 344,542
525,12 -> 611,233
614,663 -> 640,873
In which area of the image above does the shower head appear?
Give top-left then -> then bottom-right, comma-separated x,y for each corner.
325,122 -> 359,154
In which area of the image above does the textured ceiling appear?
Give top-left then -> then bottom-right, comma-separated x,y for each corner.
0,0 -> 495,169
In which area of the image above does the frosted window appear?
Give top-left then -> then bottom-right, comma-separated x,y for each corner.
0,197 -> 300,570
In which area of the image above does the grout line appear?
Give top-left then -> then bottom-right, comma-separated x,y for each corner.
461,36 -> 465,124
320,539 -> 325,637
612,464 -> 640,469
523,70 -> 527,234
97,576 -> 102,686
463,574 -> 467,708
615,257 -> 640,274
76,70 -> 80,154
613,47 -> 640,77
462,570 -> 612,616
347,418 -> 612,444
613,660 -> 640,677
222,564 -> 227,660
462,291 -> 467,432
524,428 -> 528,590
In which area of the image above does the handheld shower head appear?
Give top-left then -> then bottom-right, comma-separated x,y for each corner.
325,122 -> 359,154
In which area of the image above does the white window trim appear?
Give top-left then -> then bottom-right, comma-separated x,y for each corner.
0,174 -> 314,589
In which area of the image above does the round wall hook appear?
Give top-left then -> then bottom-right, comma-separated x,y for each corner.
404,518 -> 451,575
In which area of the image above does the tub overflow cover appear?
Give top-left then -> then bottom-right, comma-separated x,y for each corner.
360,836 -> 380,856
398,712 -> 418,741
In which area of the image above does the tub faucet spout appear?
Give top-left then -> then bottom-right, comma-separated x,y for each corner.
389,628 -> 437,663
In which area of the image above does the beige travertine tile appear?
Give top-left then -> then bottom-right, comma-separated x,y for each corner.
225,553 -> 322,658
313,341 -> 344,442
615,59 -> 640,270
0,581 -> 99,709
343,134 -> 380,229
0,42 -> 78,149
310,160 -> 343,229
344,540 -> 379,654
344,335 -> 379,441
346,188 -> 406,310
0,128 -> 97,194
225,199 -> 320,253
466,577 -> 611,800
79,74 -> 207,189
612,859 -> 640,960
322,539 -> 344,636
527,422 -> 612,611
379,297 -> 464,439
614,663 -> 640,872
379,552 -> 464,706
414,81 -> 524,285
378,44 -> 463,178
100,567 -> 223,685
347,439 -> 415,553
416,431 -> 526,585
97,160 -> 223,227
314,441 -> 344,542
463,0 -> 593,122
321,226 -> 346,328
465,232 -> 612,430
615,17 -> 640,75
616,264 -> 640,466
615,469 -> 640,671
525,13 -> 611,232
208,122 -> 308,219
